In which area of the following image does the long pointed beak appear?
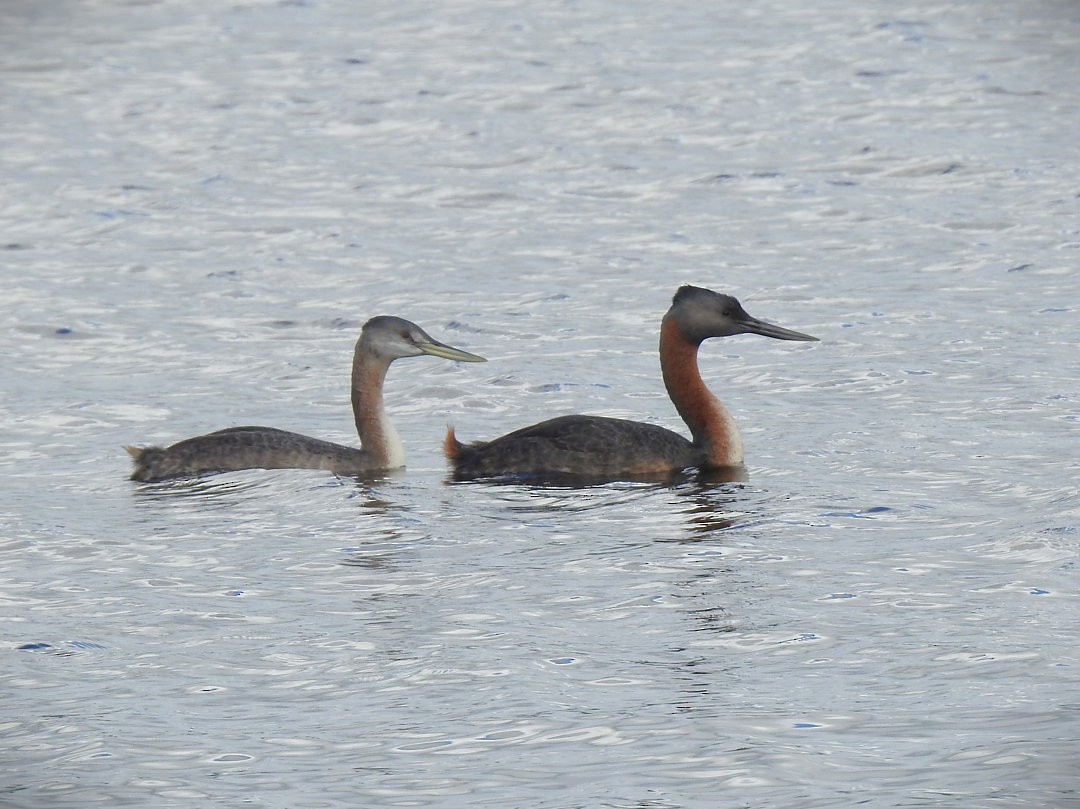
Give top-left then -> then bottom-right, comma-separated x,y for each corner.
739,316 -> 819,342
417,339 -> 487,362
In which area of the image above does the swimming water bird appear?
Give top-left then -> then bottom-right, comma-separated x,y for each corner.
126,316 -> 485,482
444,286 -> 817,480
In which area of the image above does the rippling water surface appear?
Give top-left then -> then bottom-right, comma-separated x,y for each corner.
2,1 -> 1079,807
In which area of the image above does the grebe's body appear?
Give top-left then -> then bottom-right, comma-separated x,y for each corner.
127,316 -> 484,482
445,287 -> 816,480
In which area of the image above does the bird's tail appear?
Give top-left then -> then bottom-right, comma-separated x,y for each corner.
124,444 -> 165,482
443,426 -> 462,460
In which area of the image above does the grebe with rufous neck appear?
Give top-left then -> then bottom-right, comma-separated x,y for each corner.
126,316 -> 485,482
444,286 -> 817,480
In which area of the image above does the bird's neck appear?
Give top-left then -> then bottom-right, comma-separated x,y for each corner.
659,318 -> 744,467
351,352 -> 405,469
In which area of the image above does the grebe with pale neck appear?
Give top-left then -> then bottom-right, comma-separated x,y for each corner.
127,316 -> 485,482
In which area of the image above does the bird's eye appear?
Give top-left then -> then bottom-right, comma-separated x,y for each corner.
400,330 -> 411,340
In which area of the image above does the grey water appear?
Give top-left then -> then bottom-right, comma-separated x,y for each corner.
2,0 -> 1079,807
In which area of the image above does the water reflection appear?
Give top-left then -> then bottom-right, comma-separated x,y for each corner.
129,474 -> 269,501
443,463 -> 749,490
676,482 -> 748,537
446,474 -> 750,542
129,468 -> 405,504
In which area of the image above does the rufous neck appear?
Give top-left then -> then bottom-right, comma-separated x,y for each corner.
351,350 -> 405,468
659,317 -> 744,466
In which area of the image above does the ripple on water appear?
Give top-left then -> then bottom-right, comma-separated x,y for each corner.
3,0 -> 1080,806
